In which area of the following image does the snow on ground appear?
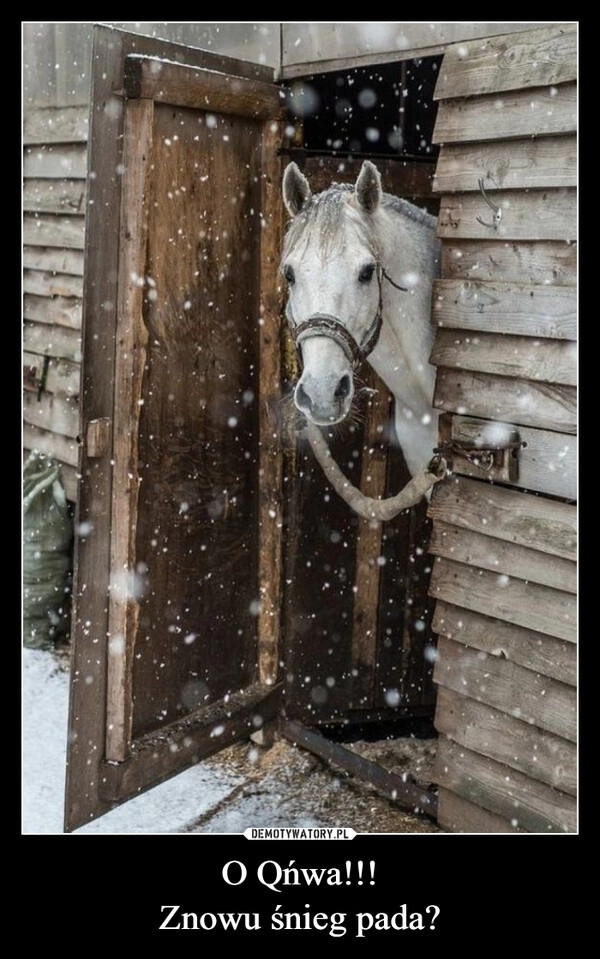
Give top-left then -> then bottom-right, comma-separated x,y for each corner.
22,648 -> 439,835
22,648 -> 244,834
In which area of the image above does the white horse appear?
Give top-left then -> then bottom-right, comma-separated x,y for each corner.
282,160 -> 440,479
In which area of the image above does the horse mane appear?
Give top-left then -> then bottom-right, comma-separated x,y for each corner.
282,181 -> 436,265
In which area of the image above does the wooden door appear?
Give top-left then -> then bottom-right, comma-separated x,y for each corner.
65,26 -> 283,831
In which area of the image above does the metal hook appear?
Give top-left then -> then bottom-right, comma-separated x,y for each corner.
476,176 -> 502,230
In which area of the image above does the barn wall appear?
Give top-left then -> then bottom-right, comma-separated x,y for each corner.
281,23 -> 548,76
22,24 -> 279,502
23,106 -> 87,500
23,22 -> 280,107
427,23 -> 577,832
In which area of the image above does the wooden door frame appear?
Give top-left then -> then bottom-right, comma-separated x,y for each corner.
65,25 -> 283,832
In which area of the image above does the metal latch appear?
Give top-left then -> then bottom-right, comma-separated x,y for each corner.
435,427 -> 526,484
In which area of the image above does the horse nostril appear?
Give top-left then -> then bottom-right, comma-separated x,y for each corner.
295,381 -> 312,415
335,373 -> 352,402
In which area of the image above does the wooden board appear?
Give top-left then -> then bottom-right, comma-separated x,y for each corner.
23,294 -> 82,330
434,368 -> 576,433
429,557 -> 576,643
429,521 -> 576,593
434,635 -> 576,742
23,105 -> 89,144
433,601 -> 576,687
23,321 -> 81,361
428,474 -> 576,561
23,213 -> 85,250
23,143 -> 87,179
431,329 -> 576,386
437,414 -> 576,501
301,155 -> 435,206
437,787 -> 522,833
435,24 -> 577,100
23,391 -> 79,439
437,189 -> 576,241
257,120 -> 284,687
23,246 -> 84,276
125,55 -> 283,118
433,82 -> 577,143
44,357 -> 80,398
281,23 -> 543,77
435,687 -> 576,796
23,269 -> 83,299
440,239 -> 577,286
23,179 -> 86,215
434,736 -> 576,833
23,423 -> 79,468
433,279 -> 577,340
434,136 -> 576,193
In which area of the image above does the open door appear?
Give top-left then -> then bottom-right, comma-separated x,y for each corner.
65,26 -> 283,831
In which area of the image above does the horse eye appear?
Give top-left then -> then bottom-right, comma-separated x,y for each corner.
283,264 -> 295,285
358,263 -> 375,284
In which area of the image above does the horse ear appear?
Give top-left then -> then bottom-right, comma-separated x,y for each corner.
355,160 -> 382,213
283,162 -> 312,217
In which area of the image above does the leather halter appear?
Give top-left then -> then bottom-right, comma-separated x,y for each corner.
286,266 -> 406,372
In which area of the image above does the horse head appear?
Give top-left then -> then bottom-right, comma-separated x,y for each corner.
281,160 -> 387,426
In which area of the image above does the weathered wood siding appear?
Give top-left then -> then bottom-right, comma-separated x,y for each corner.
428,23 -> 577,833
23,106 -> 89,500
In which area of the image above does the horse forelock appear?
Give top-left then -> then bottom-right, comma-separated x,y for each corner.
282,184 -> 381,264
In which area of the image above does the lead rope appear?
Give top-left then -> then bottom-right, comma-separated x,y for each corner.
302,421 -> 449,522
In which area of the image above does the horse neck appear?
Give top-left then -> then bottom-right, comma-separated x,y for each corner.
367,206 -> 438,413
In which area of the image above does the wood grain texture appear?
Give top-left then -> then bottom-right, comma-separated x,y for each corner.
23,246 -> 84,276
100,684 -> 281,803
23,105 -> 89,144
350,372 -> 389,706
432,600 -> 576,687
434,736 -> 576,833
435,24 -> 577,100
429,521 -> 576,593
434,368 -> 576,433
104,98 -> 154,762
434,635 -> 576,742
125,55 -> 283,118
65,25 -> 130,832
23,143 -> 87,179
429,556 -> 576,643
23,391 -> 79,438
433,82 -> 577,143
257,119 -> 284,687
23,213 -> 85,250
23,269 -> 83,299
440,239 -> 577,286
435,686 -> 576,795
437,413 -> 576,500
437,786 -> 522,833
435,136 -> 575,193
44,357 -> 80,398
23,293 -> 82,330
431,329 -> 576,386
23,179 -> 86,215
437,189 -> 576,241
23,321 -> 81,361
23,422 -> 79,467
281,23 -> 543,76
433,279 -> 577,340
428,474 -> 576,561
